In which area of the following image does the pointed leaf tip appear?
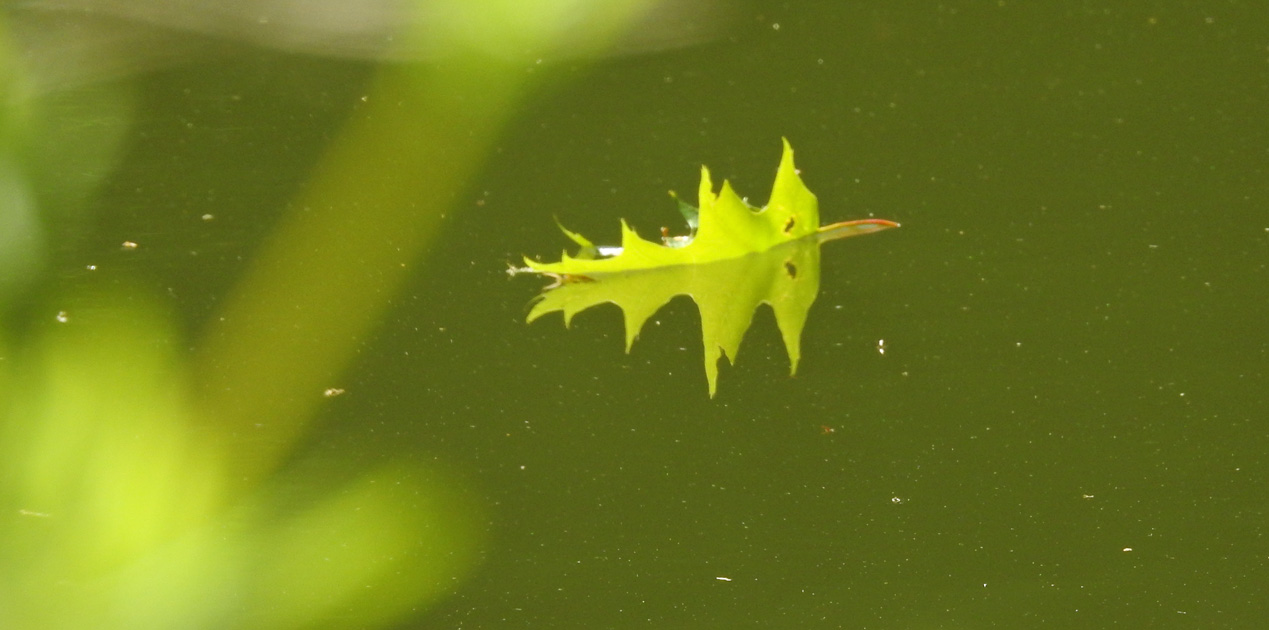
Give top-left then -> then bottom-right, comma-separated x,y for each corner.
780,137 -> 795,167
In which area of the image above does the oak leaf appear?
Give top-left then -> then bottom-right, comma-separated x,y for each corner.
515,139 -> 897,396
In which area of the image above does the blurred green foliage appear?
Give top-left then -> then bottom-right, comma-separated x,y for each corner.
2,295 -> 484,628
0,1 -> 678,627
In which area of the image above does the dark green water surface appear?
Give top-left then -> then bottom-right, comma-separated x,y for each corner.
1,2 -> 1264,628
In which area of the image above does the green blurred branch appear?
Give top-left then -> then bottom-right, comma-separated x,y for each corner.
192,0 -> 668,483
193,58 -> 525,480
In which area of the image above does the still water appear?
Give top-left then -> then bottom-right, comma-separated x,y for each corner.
1,2 -> 1264,628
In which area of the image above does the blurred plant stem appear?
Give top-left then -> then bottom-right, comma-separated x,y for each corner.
194,57 -> 525,482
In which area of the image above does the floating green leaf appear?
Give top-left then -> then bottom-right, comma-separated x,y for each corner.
515,139 -> 898,396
